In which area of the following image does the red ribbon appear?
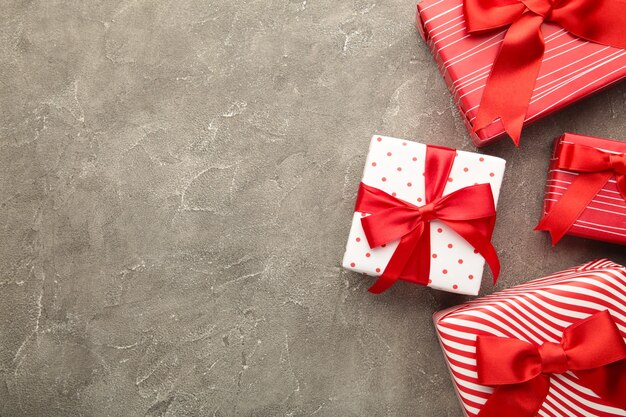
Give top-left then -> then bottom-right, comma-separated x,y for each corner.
464,0 -> 626,146
356,145 -> 500,293
476,310 -> 626,417
535,142 -> 626,244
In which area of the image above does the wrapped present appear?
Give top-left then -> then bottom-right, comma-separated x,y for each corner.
434,259 -> 626,417
416,0 -> 626,147
535,133 -> 626,245
341,135 -> 506,295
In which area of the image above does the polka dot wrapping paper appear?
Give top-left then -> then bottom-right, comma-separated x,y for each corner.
342,135 -> 506,295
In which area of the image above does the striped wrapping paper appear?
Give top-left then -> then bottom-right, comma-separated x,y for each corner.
416,0 -> 626,147
542,133 -> 626,245
433,259 -> 626,417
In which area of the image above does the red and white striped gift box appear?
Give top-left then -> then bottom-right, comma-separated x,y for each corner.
433,259 -> 626,417
416,0 -> 626,147
542,133 -> 626,245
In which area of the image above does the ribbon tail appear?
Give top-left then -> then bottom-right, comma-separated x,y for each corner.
367,273 -> 398,294
617,175 -> 626,201
483,242 -> 500,284
472,13 -> 545,146
403,222 -> 433,286
535,172 -> 612,245
574,359 -> 626,410
478,375 -> 549,417
368,224 -> 425,294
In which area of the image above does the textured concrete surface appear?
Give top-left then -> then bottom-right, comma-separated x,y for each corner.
2,1 -> 626,416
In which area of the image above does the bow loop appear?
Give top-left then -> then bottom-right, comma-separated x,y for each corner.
360,205 -> 423,248
538,342 -> 568,374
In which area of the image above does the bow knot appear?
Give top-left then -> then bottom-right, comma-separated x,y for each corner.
417,202 -> 437,222
522,0 -> 554,19
609,153 -> 626,175
538,341 -> 568,374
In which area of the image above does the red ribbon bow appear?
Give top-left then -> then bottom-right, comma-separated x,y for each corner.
476,310 -> 626,417
535,142 -> 626,244
356,145 -> 500,293
464,0 -> 626,146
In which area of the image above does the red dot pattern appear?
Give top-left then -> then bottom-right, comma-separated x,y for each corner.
350,137 -> 496,290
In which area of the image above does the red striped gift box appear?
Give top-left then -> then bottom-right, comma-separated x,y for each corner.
416,0 -> 626,147
542,133 -> 626,245
433,259 -> 626,417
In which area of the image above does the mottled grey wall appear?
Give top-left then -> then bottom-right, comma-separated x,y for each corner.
2,0 -> 626,416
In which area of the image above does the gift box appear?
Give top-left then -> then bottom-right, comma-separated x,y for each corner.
434,259 -> 626,417
416,0 -> 626,147
535,133 -> 626,245
342,135 -> 505,295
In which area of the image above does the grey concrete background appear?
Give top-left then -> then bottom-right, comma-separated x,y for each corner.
2,0 -> 626,416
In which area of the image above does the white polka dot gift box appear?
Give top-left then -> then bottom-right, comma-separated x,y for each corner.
342,135 -> 506,295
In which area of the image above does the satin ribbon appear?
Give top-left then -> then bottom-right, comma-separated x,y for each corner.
535,142 -> 626,244
475,310 -> 626,417
464,0 -> 626,146
356,145 -> 500,293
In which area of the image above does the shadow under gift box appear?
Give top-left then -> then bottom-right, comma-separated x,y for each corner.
540,133 -> 626,245
416,0 -> 626,147
433,259 -> 626,417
